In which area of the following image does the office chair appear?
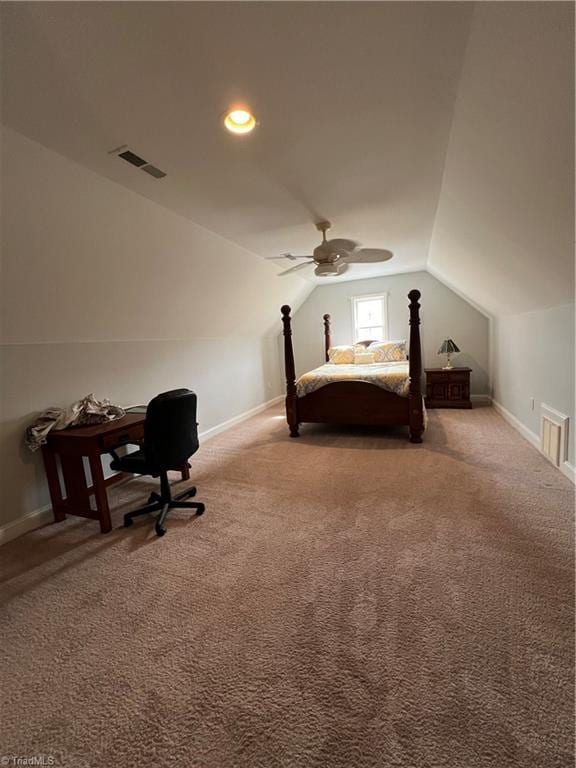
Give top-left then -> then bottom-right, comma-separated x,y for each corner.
110,389 -> 205,537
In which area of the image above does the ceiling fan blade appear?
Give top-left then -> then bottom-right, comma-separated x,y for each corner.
278,261 -> 314,276
268,253 -> 314,261
326,238 -> 359,253
266,253 -> 309,261
341,248 -> 393,264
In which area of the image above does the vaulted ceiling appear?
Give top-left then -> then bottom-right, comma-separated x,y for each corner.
2,2 -> 573,312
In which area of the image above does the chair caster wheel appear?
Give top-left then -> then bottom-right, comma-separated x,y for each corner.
196,504 -> 205,516
155,523 -> 166,537
124,517 -> 133,527
188,486 -> 197,498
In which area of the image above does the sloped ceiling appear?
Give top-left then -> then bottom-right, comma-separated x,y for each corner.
1,1 -> 472,284
1,2 -> 573,313
429,2 -> 574,316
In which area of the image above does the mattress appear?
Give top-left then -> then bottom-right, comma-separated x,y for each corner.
296,361 -> 410,398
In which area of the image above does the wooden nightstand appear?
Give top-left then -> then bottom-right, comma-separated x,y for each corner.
425,367 -> 472,409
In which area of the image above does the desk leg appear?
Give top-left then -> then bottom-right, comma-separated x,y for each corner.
41,447 -> 66,523
88,454 -> 112,534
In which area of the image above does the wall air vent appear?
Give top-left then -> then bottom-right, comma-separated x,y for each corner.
108,144 -> 167,180
540,404 -> 569,468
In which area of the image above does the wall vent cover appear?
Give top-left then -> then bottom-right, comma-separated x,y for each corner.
108,145 -> 167,179
540,404 -> 569,468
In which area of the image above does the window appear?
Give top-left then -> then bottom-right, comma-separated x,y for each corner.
352,294 -> 388,342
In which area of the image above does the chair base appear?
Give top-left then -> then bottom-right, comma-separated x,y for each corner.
124,482 -> 205,537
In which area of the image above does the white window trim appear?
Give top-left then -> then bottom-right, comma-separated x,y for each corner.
350,292 -> 389,343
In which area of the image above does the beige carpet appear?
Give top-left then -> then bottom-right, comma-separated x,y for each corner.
0,404 -> 573,768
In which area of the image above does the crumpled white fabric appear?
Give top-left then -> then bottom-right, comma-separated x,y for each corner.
25,393 -> 125,452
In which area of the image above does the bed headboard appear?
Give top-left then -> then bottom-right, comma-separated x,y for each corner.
355,340 -> 379,348
322,315 -> 381,362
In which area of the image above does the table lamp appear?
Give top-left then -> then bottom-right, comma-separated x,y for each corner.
438,339 -> 460,369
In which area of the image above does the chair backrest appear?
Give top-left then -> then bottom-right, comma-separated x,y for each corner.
144,389 -> 199,471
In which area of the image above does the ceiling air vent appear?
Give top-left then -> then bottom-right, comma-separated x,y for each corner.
118,149 -> 147,167
141,164 -> 166,179
108,145 -> 167,179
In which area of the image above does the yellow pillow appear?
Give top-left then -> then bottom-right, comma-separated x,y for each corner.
368,340 -> 407,363
353,352 -> 376,365
328,345 -> 355,364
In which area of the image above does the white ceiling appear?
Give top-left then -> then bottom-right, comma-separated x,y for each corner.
2,2 -> 572,311
1,1 -> 473,285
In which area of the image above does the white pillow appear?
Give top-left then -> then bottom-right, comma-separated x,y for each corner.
368,340 -> 407,363
353,351 -> 376,365
328,345 -> 355,365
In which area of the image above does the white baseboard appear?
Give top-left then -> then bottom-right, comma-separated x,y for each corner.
491,398 -> 540,449
492,398 -> 575,485
560,461 -> 576,484
198,395 -> 284,443
0,504 -> 53,547
0,394 -> 285,547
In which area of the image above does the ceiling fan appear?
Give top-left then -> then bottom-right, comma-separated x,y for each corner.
267,220 -> 393,277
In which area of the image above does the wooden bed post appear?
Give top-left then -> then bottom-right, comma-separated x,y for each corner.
323,314 -> 331,362
408,289 -> 425,444
281,305 -> 300,437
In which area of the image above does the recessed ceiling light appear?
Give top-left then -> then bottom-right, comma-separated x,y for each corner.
224,108 -> 256,135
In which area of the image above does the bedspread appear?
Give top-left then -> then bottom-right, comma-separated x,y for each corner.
296,361 -> 410,398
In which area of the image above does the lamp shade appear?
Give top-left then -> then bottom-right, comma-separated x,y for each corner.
438,339 -> 460,354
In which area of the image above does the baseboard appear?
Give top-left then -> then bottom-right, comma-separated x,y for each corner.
491,399 -> 540,449
492,398 -> 575,485
199,394 -> 284,443
0,394 -> 285,547
0,504 -> 53,547
471,394 -> 492,403
560,461 -> 575,484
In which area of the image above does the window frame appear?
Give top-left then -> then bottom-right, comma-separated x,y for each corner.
350,292 -> 389,343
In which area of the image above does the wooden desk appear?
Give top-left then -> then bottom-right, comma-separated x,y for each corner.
41,413 -> 190,533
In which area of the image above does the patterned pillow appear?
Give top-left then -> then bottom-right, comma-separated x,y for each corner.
328,345 -> 355,364
353,352 -> 376,365
368,340 -> 407,363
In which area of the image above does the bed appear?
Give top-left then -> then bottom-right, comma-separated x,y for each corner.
280,289 -> 425,442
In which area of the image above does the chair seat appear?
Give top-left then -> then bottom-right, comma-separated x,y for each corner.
110,449 -> 157,476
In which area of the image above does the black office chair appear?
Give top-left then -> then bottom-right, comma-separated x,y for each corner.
110,389 -> 205,537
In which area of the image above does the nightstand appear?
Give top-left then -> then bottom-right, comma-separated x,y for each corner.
425,367 -> 472,409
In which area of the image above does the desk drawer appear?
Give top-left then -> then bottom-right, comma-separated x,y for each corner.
99,424 -> 144,451
446,371 -> 469,383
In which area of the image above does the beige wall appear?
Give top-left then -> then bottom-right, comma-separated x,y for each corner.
289,271 -> 490,395
428,2 -> 574,466
492,304 -> 575,467
0,128 -> 310,527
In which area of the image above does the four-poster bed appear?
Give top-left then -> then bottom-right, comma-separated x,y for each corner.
280,289 -> 425,443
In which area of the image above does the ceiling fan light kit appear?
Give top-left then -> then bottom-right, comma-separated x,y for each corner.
275,220 -> 393,278
315,263 -> 343,277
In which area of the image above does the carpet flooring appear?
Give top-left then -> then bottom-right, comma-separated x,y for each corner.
0,404 -> 574,768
